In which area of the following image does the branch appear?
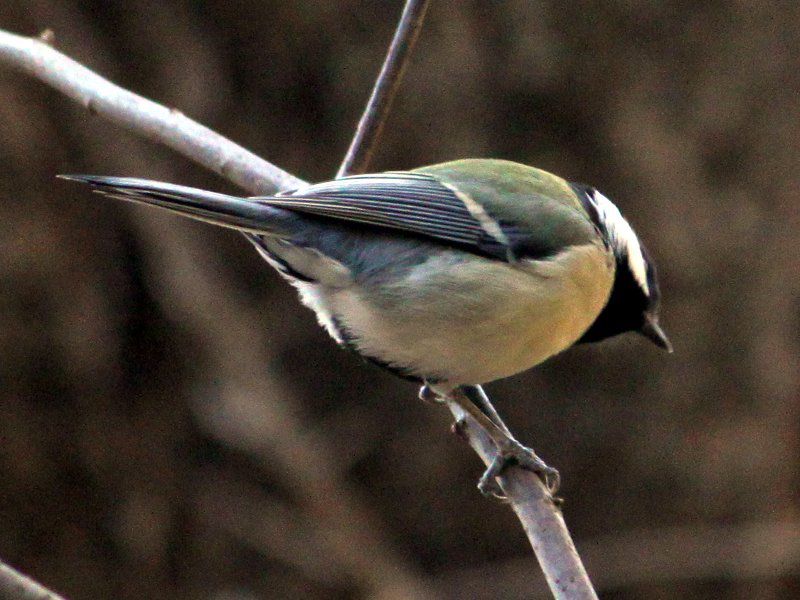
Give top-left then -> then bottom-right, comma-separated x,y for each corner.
334,5 -> 597,599
0,29 -> 302,195
1,27 -> 434,600
447,395 -> 596,599
0,559 -> 65,600
0,12 -> 596,600
336,0 -> 430,177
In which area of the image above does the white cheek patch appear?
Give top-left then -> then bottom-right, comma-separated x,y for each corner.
591,190 -> 649,295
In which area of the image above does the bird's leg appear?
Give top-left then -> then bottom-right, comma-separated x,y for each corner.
443,385 -> 560,498
458,384 -> 512,435
419,383 -> 512,438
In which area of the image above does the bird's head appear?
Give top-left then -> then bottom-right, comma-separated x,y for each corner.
572,185 -> 672,352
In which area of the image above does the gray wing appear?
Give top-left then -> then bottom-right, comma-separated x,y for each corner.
60,172 -> 543,266
258,172 -> 511,261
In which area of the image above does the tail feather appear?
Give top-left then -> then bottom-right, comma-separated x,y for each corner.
58,175 -> 290,235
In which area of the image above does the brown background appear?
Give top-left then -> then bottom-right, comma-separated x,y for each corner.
1,1 -> 799,599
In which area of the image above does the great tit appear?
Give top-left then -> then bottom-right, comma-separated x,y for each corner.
62,159 -> 670,492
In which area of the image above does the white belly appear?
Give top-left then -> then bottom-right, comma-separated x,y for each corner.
300,243 -> 614,385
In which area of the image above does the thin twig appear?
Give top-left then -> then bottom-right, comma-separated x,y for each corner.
0,29 -> 302,195
0,559 -> 65,600
0,15 -> 597,600
336,0 -> 430,178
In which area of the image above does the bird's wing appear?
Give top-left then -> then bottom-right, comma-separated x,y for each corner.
60,166 -> 599,266
259,172 -> 546,262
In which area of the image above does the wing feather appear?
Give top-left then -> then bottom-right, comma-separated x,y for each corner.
255,172 -> 509,258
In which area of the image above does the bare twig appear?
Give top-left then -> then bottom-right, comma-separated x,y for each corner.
447,400 -> 597,600
336,0 -> 430,178
0,10 -> 596,599
0,29 -> 302,195
0,559 -> 65,600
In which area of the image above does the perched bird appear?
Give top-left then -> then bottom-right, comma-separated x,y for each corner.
61,159 -> 670,494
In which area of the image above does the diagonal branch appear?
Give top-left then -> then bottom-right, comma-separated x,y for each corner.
447,399 -> 596,599
336,0 -> 430,178
0,559 -> 65,600
0,29 -> 302,195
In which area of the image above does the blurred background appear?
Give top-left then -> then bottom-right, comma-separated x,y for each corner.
1,1 -> 798,598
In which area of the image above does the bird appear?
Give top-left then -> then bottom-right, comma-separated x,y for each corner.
60,158 -> 671,495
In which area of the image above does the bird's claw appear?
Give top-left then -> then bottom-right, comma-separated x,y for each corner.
477,438 -> 561,499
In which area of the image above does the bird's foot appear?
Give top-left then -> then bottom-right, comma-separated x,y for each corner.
477,437 -> 561,499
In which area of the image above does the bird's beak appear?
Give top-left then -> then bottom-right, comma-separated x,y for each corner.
640,317 -> 673,353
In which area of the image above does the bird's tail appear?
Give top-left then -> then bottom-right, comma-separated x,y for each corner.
58,175 -> 292,235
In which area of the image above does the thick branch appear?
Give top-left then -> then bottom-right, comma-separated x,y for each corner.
0,17 -> 596,600
336,0 -> 430,178
0,559 -> 65,600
